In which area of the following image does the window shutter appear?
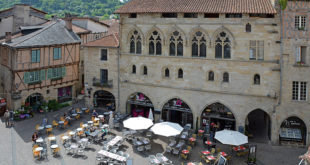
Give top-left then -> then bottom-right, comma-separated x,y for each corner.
296,47 -> 301,62
24,72 -> 30,84
59,48 -> 62,59
53,48 -> 57,59
61,67 -> 66,77
31,51 -> 36,62
47,69 -> 52,79
37,50 -> 40,62
40,70 -> 45,81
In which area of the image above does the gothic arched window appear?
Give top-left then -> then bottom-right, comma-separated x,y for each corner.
165,68 -> 170,77
132,65 -> 136,74
246,23 -> 251,32
129,30 -> 142,54
192,31 -> 207,57
149,31 -> 162,55
215,32 -> 231,59
178,69 -> 183,78
169,31 -> 183,56
208,71 -> 214,81
143,66 -> 148,75
254,74 -> 260,85
223,72 -> 229,82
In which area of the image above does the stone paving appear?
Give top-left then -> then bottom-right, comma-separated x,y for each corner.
0,102 -> 307,165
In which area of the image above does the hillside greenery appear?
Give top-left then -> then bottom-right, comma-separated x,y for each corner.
0,0 -> 128,20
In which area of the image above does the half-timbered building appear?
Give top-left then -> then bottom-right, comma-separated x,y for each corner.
0,19 -> 81,110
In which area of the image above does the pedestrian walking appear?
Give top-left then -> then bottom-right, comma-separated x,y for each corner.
3,110 -> 10,127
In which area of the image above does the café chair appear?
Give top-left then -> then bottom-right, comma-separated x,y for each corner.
46,127 -> 53,134
63,120 -> 69,128
75,114 -> 80,120
52,147 -> 60,157
210,148 -> 216,155
52,120 -> 59,128
35,124 -> 40,131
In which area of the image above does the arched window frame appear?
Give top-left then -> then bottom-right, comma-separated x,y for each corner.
132,65 -> 136,74
223,72 -> 229,82
169,31 -> 183,56
129,30 -> 142,54
178,68 -> 183,79
191,31 -> 207,57
254,74 -> 260,85
149,31 -> 162,55
208,71 -> 214,81
164,68 -> 170,78
143,66 -> 148,75
246,23 -> 251,33
215,32 -> 231,59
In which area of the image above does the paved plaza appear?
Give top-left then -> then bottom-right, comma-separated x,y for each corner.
0,103 -> 307,165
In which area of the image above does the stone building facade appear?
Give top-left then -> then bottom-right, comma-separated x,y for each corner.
274,1 -> 310,146
115,0 -> 286,145
83,33 -> 119,111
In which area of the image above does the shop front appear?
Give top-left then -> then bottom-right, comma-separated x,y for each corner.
0,98 -> 6,116
279,116 -> 307,145
127,92 -> 154,118
162,98 -> 193,127
201,102 -> 235,134
58,86 -> 72,103
93,90 -> 115,111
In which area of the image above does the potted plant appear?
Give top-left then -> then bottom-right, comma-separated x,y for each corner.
298,27 -> 305,31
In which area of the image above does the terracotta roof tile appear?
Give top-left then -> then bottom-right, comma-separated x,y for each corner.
115,0 -> 276,14
83,33 -> 119,47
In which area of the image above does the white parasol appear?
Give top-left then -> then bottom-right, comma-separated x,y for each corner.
215,129 -> 248,146
123,116 -> 153,130
150,122 -> 183,137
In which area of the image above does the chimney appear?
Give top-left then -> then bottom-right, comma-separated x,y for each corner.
5,32 -> 12,43
64,13 -> 72,31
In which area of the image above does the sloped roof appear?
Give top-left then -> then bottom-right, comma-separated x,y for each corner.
83,33 -> 119,47
101,19 -> 119,34
115,0 -> 277,14
2,20 -> 81,48
0,4 -> 47,14
72,24 -> 91,34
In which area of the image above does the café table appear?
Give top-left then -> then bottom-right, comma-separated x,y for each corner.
107,136 -> 123,147
76,128 -> 83,132
48,136 -> 56,141
98,150 -> 127,162
35,147 -> 44,152
205,141 -> 212,145
94,118 -> 100,121
220,152 -> 228,157
88,121 -> 93,125
82,124 -> 88,128
187,162 -> 196,165
36,138 -> 44,143
45,125 -> 52,129
71,113 -> 78,118
62,135 -> 69,141
58,121 -> 64,128
98,115 -> 104,118
233,146 -> 246,151
182,149 -> 189,154
89,130 -> 100,137
51,144 -> 58,149
206,155 -> 216,161
69,131 -> 76,137
189,137 -> 196,142
81,138 -> 88,142
202,150 -> 211,155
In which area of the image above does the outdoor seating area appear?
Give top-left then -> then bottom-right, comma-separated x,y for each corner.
28,104 -> 256,165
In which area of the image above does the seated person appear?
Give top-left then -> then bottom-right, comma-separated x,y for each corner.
101,128 -> 108,140
85,129 -> 90,137
92,110 -> 98,117
90,126 -> 96,132
32,132 -> 39,143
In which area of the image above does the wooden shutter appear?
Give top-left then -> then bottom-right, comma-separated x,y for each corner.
47,69 -> 52,79
40,70 -> 45,80
24,72 -> 30,84
296,47 -> 301,62
31,50 -> 36,63
37,50 -> 40,62
53,48 -> 57,59
61,67 -> 66,77
59,48 -> 62,59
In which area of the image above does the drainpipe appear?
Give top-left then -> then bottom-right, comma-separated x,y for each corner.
272,8 -> 284,145
117,17 -> 121,114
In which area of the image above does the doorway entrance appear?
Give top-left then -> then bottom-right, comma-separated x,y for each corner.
93,90 -> 115,111
246,109 -> 271,143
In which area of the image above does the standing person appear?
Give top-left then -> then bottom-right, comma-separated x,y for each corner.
32,132 -> 39,143
92,110 -> 98,117
3,110 -> 10,127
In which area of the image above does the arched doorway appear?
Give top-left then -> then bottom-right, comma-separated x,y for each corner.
201,102 -> 235,133
246,109 -> 271,142
279,116 -> 307,146
162,98 -> 193,127
25,93 -> 43,111
127,92 -> 154,118
93,90 -> 115,111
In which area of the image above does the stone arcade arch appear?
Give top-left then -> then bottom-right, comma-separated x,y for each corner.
126,92 -> 154,118
246,109 -> 271,142
279,116 -> 307,146
93,90 -> 115,111
201,102 -> 236,133
161,98 -> 193,127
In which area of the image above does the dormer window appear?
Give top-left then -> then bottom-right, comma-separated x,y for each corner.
226,13 -> 242,18
184,13 -> 198,18
129,13 -> 137,18
162,13 -> 177,18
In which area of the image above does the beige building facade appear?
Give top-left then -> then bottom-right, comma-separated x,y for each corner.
115,0 -> 286,145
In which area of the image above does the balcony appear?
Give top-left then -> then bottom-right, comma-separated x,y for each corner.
92,78 -> 113,88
